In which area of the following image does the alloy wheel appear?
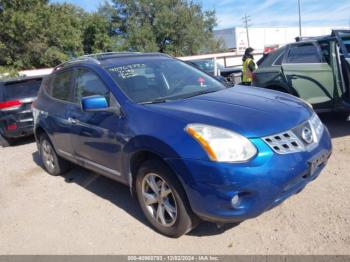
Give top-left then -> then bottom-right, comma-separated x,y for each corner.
42,139 -> 55,172
141,173 -> 178,227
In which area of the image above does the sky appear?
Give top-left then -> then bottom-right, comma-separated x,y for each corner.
54,0 -> 350,29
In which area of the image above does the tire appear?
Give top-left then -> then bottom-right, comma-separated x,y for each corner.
337,112 -> 350,121
0,134 -> 13,147
135,159 -> 198,237
39,134 -> 70,176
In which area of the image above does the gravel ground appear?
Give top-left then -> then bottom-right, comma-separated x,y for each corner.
0,114 -> 349,255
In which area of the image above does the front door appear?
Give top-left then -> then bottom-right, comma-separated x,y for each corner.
333,30 -> 350,101
281,42 -> 336,111
68,68 -> 123,178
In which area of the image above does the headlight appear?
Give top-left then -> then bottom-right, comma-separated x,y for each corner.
309,113 -> 324,142
185,124 -> 257,162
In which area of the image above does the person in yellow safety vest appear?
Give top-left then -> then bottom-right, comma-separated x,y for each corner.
242,47 -> 257,86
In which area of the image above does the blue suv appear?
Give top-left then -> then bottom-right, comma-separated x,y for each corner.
33,52 -> 332,237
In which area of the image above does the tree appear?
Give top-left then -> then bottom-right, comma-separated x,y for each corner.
110,0 -> 224,56
0,0 -> 225,71
0,0 -> 84,69
82,13 -> 115,54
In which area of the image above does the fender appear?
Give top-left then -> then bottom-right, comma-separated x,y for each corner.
122,135 -> 185,190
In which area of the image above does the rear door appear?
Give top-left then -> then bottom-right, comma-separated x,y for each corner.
46,69 -> 75,155
253,46 -> 287,89
281,42 -> 335,111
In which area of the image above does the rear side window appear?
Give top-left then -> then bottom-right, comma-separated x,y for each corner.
286,43 -> 321,63
3,78 -> 42,101
51,70 -> 74,102
74,69 -> 109,103
258,47 -> 286,67
273,51 -> 285,65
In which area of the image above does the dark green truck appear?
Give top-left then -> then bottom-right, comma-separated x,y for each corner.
253,30 -> 350,114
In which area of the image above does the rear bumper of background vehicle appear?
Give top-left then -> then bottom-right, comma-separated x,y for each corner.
2,125 -> 34,139
1,121 -> 34,138
0,111 -> 34,139
167,128 -> 332,223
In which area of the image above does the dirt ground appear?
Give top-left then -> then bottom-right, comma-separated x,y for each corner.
0,114 -> 349,255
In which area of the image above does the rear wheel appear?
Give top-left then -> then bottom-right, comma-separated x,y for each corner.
39,134 -> 70,176
0,134 -> 13,147
136,159 -> 198,237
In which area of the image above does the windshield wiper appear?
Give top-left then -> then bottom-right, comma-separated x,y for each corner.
140,98 -> 172,104
140,88 -> 221,104
180,88 -> 220,99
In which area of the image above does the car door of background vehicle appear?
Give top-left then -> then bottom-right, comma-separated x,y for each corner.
67,67 -> 123,178
333,30 -> 350,101
281,42 -> 335,111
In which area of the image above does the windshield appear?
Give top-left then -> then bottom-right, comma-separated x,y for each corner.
107,58 -> 225,103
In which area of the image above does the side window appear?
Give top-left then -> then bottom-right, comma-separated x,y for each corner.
319,41 -> 331,64
286,43 -> 321,64
51,70 -> 74,102
273,51 -> 285,65
258,47 -> 286,67
74,69 -> 110,103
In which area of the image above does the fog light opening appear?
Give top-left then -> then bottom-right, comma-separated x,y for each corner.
231,194 -> 240,208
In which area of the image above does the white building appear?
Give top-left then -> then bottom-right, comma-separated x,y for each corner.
214,26 -> 349,53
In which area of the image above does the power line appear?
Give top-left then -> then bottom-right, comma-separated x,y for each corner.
242,13 -> 252,47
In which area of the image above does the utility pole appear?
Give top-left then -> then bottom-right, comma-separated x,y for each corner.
242,13 -> 252,47
298,0 -> 302,37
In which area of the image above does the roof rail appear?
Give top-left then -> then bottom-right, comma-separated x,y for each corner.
53,52 -> 143,71
81,52 -> 141,59
53,56 -> 100,71
295,34 -> 331,42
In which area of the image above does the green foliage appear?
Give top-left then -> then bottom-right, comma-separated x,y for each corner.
0,0 -> 225,72
0,66 -> 19,80
0,0 -> 84,69
113,0 -> 224,56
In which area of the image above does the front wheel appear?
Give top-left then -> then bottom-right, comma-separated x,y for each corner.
136,159 -> 198,237
39,134 -> 70,176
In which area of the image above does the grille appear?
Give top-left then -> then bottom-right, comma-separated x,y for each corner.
263,130 -> 304,154
263,114 -> 324,155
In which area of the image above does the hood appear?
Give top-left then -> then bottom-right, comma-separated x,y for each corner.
146,86 -> 313,138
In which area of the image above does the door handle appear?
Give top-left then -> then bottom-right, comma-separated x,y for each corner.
68,117 -> 77,125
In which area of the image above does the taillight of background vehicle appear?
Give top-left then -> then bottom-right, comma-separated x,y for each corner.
263,44 -> 279,55
6,124 -> 17,130
0,100 -> 23,111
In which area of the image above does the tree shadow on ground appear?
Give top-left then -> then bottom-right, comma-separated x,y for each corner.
32,151 -> 235,237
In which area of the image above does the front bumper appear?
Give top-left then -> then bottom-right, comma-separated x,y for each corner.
167,128 -> 332,223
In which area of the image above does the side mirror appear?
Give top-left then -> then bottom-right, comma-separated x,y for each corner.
81,95 -> 120,114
